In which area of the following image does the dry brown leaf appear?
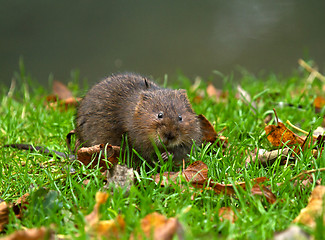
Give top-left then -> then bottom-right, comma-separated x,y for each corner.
153,161 -> 276,204
85,192 -> 125,239
314,96 -> 325,113
152,172 -> 180,187
52,80 -> 73,100
206,83 -> 219,98
250,184 -> 277,204
192,95 -> 203,104
0,227 -> 51,240
198,114 -> 228,147
218,207 -> 237,223
265,122 -> 305,153
48,97 -> 81,110
46,81 -> 81,111
292,185 -> 325,228
85,192 -> 109,226
245,148 -> 291,167
206,83 -> 228,102
183,160 -> 208,185
95,215 -> 125,239
131,212 -> 183,240
77,144 -> 120,171
0,202 -> 9,232
209,177 -> 276,204
0,193 -> 30,232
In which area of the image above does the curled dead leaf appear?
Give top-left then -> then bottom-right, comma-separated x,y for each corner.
245,148 -> 291,167
198,114 -> 228,147
77,144 -> 120,171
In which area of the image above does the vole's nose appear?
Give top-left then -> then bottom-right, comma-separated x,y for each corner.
164,131 -> 176,142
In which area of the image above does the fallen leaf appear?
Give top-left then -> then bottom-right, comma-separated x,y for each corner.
12,193 -> 30,219
218,207 -> 237,223
206,83 -> 228,102
198,114 -> 228,147
131,212 -> 183,240
313,126 -> 325,137
85,192 -> 126,239
192,95 -> 203,104
209,177 -> 276,204
0,202 -> 9,232
52,80 -> 73,100
46,81 -> 81,111
250,184 -> 277,204
0,193 -> 30,232
0,227 -> 51,240
95,215 -> 125,239
48,97 -> 81,110
85,192 -> 109,226
265,122 -> 305,152
77,144 -> 120,171
314,96 -> 325,113
292,185 -> 325,228
245,148 -> 291,167
182,160 -> 208,185
152,172 -> 180,187
153,161 -> 276,204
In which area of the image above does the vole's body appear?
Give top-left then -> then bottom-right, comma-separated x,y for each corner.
76,73 -> 202,166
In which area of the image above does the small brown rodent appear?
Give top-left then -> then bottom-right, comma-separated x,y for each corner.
75,73 -> 202,166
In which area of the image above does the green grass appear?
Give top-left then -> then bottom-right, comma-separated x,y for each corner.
1,65 -> 325,239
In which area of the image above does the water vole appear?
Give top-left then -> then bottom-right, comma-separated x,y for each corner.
75,73 -> 202,166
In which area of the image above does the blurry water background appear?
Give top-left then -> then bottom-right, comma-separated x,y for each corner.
1,0 -> 325,88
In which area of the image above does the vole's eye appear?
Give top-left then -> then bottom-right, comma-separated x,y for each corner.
178,115 -> 183,121
157,112 -> 164,119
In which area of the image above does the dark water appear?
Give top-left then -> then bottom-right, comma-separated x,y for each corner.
1,0 -> 325,88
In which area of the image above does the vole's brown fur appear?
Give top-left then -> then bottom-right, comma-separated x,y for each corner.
75,73 -> 202,166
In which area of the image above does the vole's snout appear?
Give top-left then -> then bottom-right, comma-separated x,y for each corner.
160,129 -> 180,147
164,131 -> 176,142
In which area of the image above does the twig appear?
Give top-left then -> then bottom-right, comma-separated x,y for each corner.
290,167 -> 325,182
273,108 -> 279,124
298,59 -> 325,83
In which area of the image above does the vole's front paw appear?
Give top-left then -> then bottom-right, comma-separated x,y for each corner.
161,152 -> 172,162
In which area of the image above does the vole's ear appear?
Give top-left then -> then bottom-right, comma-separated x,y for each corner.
177,89 -> 190,101
177,89 -> 194,111
178,89 -> 188,98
